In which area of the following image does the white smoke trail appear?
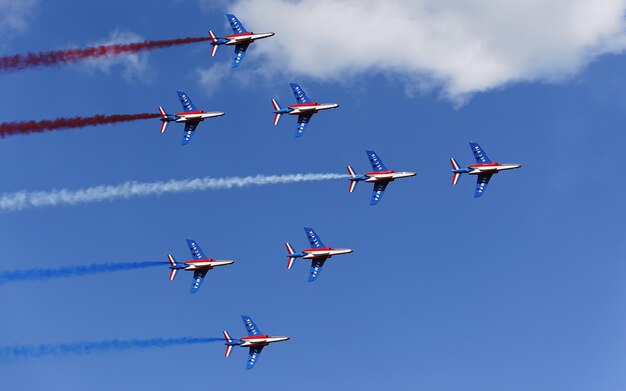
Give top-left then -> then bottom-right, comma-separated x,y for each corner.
0,173 -> 347,212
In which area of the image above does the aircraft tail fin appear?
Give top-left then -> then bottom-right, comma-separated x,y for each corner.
272,99 -> 282,125
167,254 -> 177,281
208,31 -> 219,56
223,331 -> 233,357
285,242 -> 296,269
273,113 -> 282,126
347,165 -> 358,192
158,106 -> 169,134
450,158 -> 461,185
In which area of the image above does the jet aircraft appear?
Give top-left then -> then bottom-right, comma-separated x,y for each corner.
167,239 -> 234,293
208,14 -> 274,68
223,315 -> 289,369
272,83 -> 340,137
347,150 -> 416,205
285,227 -> 353,282
450,142 -> 521,197
158,91 -> 224,145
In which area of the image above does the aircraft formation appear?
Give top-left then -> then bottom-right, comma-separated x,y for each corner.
158,14 -> 520,368
3,13 -> 523,370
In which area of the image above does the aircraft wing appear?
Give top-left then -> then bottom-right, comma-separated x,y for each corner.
289,83 -> 311,104
365,150 -> 388,171
241,315 -> 263,336
181,130 -> 195,145
246,346 -> 264,370
177,91 -> 197,111
474,174 -> 493,198
226,14 -> 248,34
469,142 -> 491,163
370,181 -> 389,206
295,114 -> 313,138
232,42 -> 250,68
308,258 -> 327,282
186,239 -> 207,259
181,123 -> 199,145
190,269 -> 208,293
304,227 -> 326,248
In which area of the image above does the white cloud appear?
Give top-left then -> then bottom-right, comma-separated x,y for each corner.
196,62 -> 232,94
195,59 -> 272,95
82,29 -> 152,82
0,0 -> 38,43
230,0 -> 626,102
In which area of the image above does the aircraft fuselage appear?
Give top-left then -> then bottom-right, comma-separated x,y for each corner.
237,335 -> 290,347
287,102 -> 339,115
301,247 -> 353,259
225,32 -> 275,45
173,110 -> 225,123
364,170 -> 417,182
182,258 -> 234,270
466,163 -> 521,175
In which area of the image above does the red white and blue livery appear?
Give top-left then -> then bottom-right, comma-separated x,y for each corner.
158,91 -> 224,145
285,227 -> 353,282
223,315 -> 289,369
272,83 -> 340,138
208,14 -> 274,68
167,239 -> 234,293
450,142 -> 522,198
347,150 -> 416,206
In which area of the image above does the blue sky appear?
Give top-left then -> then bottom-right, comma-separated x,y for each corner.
2,1 -> 626,390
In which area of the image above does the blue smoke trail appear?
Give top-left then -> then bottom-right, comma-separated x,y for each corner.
0,337 -> 224,361
0,261 -> 166,284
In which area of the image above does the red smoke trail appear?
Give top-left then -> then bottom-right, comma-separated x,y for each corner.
0,113 -> 161,138
0,36 -> 210,72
